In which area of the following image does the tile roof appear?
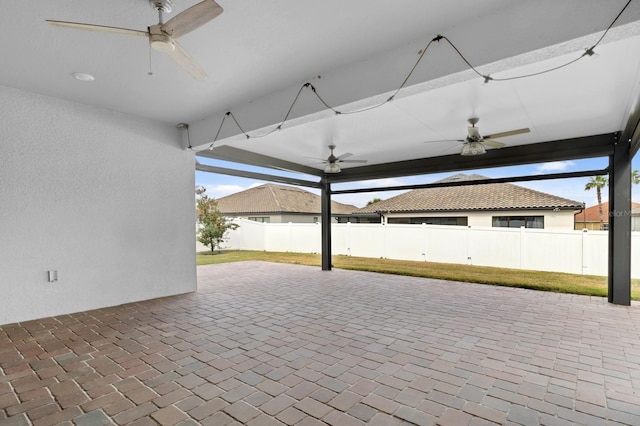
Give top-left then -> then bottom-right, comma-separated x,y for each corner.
217,183 -> 357,215
356,173 -> 584,213
575,201 -> 640,222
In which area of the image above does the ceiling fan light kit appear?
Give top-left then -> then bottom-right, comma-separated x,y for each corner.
460,141 -> 486,156
149,25 -> 175,52
324,163 -> 341,174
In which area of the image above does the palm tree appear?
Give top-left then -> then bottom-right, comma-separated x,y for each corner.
585,176 -> 609,230
583,170 -> 639,230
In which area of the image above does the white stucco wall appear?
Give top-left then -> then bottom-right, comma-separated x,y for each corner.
0,85 -> 196,325
225,214 -> 334,224
384,210 -> 575,229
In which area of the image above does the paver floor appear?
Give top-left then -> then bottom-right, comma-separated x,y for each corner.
1,261 -> 640,425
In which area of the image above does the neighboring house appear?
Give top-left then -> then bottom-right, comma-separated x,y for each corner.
339,173 -> 583,230
574,201 -> 640,230
217,183 -> 357,223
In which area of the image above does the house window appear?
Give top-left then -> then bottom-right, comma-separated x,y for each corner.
492,216 -> 544,229
248,217 -> 270,223
387,217 -> 468,226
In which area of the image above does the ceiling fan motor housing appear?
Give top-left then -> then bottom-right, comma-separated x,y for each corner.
327,144 -> 337,163
467,126 -> 482,141
149,25 -> 175,52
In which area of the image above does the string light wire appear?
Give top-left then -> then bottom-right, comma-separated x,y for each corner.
204,0 -> 633,145
448,0 -> 632,82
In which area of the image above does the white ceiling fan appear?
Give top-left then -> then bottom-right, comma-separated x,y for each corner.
308,144 -> 368,174
425,117 -> 530,156
46,0 -> 223,81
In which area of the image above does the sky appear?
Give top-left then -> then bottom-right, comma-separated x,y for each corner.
196,155 -> 640,209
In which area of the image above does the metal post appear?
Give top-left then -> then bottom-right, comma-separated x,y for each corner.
608,138 -> 632,305
321,177 -> 332,271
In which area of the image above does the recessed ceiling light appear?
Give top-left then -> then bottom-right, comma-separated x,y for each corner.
72,72 -> 95,82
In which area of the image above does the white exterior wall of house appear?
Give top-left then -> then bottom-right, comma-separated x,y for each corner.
224,214 -> 334,224
0,86 -> 197,325
381,209 -> 575,229
246,214 -> 320,224
279,214 -> 322,223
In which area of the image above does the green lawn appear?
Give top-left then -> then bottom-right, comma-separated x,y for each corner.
197,250 -> 640,301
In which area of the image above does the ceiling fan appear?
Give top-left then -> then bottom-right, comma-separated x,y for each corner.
308,144 -> 367,174
425,117 -> 530,156
46,0 -> 223,80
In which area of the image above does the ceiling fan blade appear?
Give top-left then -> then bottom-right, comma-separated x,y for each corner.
444,143 -> 464,154
483,128 -> 530,139
46,20 -> 148,38
340,159 -> 368,164
336,152 -> 354,161
423,139 -> 465,144
161,0 -> 223,39
166,41 -> 207,80
482,139 -> 506,149
303,156 -> 327,162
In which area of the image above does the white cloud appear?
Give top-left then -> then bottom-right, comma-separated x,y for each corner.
202,184 -> 246,198
356,177 -> 407,187
536,161 -> 575,172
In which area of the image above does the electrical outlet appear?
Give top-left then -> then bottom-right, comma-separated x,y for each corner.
47,270 -> 58,283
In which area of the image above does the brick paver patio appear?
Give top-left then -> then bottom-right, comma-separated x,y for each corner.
2,261 -> 640,425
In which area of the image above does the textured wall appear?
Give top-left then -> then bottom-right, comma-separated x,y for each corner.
0,86 -> 196,325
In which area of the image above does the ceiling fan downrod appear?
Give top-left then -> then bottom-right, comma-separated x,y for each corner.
149,0 -> 172,23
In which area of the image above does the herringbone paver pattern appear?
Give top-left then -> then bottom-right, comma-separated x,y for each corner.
1,261 -> 640,425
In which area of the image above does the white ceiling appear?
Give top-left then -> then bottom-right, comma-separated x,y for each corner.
3,1 -> 640,175
2,0 -> 509,123
216,35 -> 640,169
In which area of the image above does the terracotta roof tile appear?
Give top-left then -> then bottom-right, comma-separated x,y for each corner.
217,183 -> 357,215
357,173 -> 584,213
576,201 -> 640,222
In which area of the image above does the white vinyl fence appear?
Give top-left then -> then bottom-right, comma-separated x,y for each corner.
199,219 -> 640,278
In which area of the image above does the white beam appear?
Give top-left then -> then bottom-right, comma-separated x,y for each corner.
189,1 -> 640,148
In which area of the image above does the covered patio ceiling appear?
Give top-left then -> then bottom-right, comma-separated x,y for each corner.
196,28 -> 640,182
191,2 -> 640,183
2,1 -> 639,177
